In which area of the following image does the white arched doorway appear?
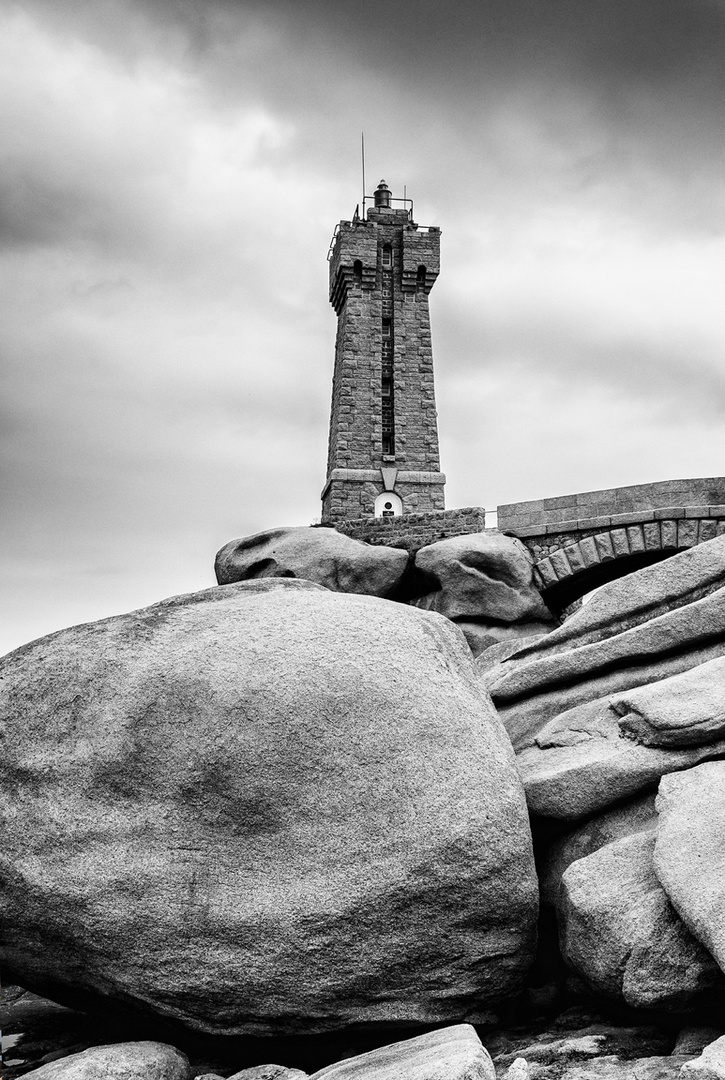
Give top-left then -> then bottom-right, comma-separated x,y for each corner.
374,491 -> 403,518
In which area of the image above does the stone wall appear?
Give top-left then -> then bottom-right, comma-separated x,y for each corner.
333,506 -> 486,551
526,515 -> 725,568
322,469 -> 446,522
493,479 -> 725,606
323,287 -> 378,487
498,477 -> 725,534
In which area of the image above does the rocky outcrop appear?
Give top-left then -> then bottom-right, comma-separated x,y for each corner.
310,1025 -> 495,1080
518,697 -> 725,821
557,829 -> 720,1010
537,788 -> 724,1013
654,762 -> 725,974
539,795 -> 657,906
487,588 -> 725,750
0,579 -> 537,1036
20,1042 -> 191,1079
214,527 -> 558,657
6,984 -> 712,1080
410,531 -> 558,656
610,656 -> 725,748
214,526 -> 409,597
484,537 -> 725,750
514,535 -> 725,658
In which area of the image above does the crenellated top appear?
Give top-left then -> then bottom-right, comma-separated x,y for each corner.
328,221 -> 378,314
328,218 -> 441,312
400,228 -> 440,294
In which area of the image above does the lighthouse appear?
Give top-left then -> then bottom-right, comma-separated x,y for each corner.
321,181 -> 446,524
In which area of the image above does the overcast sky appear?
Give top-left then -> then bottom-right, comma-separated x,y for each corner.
2,0 -> 725,654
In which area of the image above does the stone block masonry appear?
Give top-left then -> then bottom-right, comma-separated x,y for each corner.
322,183 -> 446,524
334,507 -> 487,552
498,478 -> 725,534
497,477 -> 725,608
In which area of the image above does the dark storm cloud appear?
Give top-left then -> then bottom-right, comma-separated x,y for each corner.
26,0 -> 725,126
109,0 -> 725,85
19,0 -> 725,235
197,0 -> 725,143
147,0 -> 725,236
245,0 -> 725,81
3,0 -> 725,653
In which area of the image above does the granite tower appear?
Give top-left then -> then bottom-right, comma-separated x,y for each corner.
321,181 -> 446,523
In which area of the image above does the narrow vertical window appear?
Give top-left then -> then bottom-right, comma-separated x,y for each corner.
381,246 -> 394,454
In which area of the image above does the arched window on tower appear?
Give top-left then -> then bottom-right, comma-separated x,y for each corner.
353,259 -> 362,286
382,245 -> 392,268
416,264 -> 427,291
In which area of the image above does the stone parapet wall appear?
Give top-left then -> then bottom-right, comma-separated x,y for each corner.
498,477 -> 725,533
333,507 -> 486,551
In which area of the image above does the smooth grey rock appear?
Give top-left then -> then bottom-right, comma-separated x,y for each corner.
681,1037 -> 725,1080
544,795 -> 722,1009
484,537 -> 725,749
610,656 -> 725,748
475,636 -> 549,674
487,586 -> 725,749
544,802 -> 722,1009
654,761 -> 725,973
518,697 -> 725,820
457,620 -> 555,658
411,531 -> 557,656
0,579 -> 537,1036
310,1024 -> 495,1080
214,526 -> 408,597
559,830 -> 721,1010
539,794 -> 657,906
19,1042 -> 191,1079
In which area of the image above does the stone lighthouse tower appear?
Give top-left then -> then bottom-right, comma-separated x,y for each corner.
321,181 -> 446,523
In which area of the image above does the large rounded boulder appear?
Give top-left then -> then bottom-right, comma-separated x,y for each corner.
214,526 -> 409,597
0,580 -> 538,1036
411,531 -> 557,656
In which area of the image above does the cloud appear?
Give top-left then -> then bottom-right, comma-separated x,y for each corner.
2,0 -> 725,653
0,3 -> 337,651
